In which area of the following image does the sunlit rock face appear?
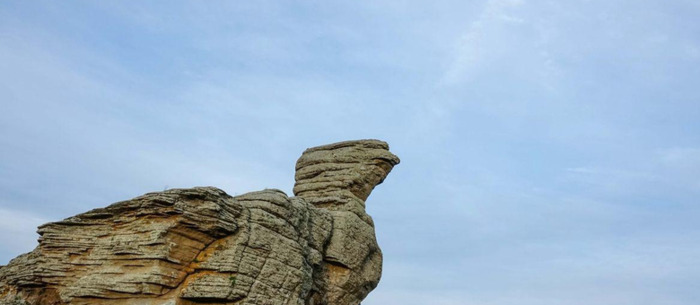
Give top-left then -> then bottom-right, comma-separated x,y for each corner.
0,140 -> 399,305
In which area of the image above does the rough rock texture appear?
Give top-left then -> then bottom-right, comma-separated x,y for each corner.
0,139 -> 399,305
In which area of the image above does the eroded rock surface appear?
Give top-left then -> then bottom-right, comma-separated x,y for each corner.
0,139 -> 399,305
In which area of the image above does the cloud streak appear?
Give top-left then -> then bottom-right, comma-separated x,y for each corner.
2,1 -> 700,304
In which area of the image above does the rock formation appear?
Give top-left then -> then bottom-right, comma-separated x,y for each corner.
0,139 -> 399,305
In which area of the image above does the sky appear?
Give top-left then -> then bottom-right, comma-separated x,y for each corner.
1,1 -> 700,304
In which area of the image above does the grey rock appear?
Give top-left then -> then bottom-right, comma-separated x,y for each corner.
0,139 -> 399,305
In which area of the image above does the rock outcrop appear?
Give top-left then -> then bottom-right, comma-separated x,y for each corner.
0,139 -> 399,305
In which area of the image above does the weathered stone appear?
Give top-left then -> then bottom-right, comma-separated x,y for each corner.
0,139 -> 399,305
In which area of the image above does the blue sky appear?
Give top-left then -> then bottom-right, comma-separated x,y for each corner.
2,1 -> 700,304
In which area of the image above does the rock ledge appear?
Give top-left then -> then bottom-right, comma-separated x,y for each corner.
0,139 -> 399,305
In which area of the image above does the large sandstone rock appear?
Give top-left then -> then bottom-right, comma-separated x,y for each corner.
0,139 -> 399,305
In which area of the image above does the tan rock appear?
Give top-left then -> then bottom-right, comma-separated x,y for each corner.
0,139 -> 399,305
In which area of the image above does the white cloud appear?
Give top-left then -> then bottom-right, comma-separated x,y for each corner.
660,147 -> 700,166
564,166 -> 658,181
2,2 -> 700,304
443,0 -> 527,83
0,208 -> 47,263
657,147 -> 700,191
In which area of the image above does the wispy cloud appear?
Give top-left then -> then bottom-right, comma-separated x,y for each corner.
2,1 -> 700,304
443,0 -> 528,83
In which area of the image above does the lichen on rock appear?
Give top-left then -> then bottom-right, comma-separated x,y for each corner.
0,139 -> 399,305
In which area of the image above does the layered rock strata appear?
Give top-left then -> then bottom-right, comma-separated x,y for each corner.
0,139 -> 399,305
